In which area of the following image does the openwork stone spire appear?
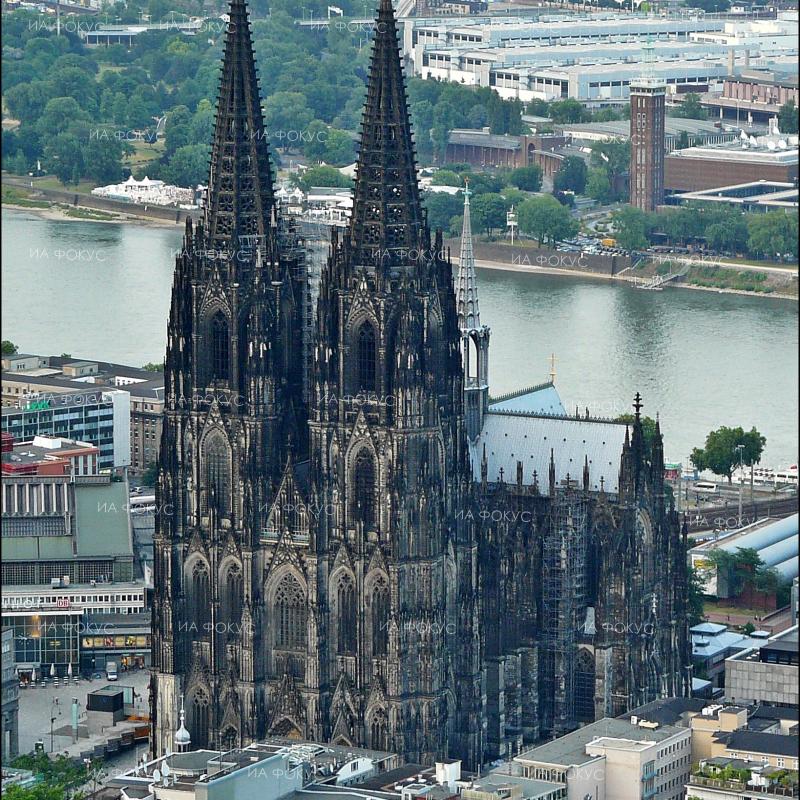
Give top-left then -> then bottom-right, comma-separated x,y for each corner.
204,0 -> 275,254
349,0 -> 424,271
456,181 -> 481,330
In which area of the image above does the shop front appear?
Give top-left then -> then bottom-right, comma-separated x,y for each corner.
79,613 -> 151,676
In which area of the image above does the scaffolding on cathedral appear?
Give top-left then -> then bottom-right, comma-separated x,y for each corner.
541,482 -> 588,737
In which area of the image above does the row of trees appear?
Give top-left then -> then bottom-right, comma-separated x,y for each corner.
1,6 -> 526,187
612,203 -> 799,261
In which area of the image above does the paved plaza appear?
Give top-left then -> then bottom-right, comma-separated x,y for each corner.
16,668 -> 151,776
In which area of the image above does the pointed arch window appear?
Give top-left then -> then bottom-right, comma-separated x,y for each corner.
188,559 -> 211,636
189,689 -> 210,749
575,649 -> 596,723
211,311 -> 230,382
221,562 -> 243,631
337,574 -> 357,655
203,433 -> 231,516
370,716 -> 387,751
357,321 -> 377,392
275,574 -> 307,651
352,449 -> 376,528
372,581 -> 389,657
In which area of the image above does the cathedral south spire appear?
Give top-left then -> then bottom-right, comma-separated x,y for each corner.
204,0 -> 275,255
456,181 -> 480,331
349,0 -> 425,271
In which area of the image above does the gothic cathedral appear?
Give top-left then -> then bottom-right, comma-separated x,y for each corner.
151,0 -> 691,768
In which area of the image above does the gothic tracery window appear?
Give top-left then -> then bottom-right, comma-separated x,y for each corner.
357,321 -> 377,392
337,574 -> 357,655
221,562 -> 243,632
352,449 -> 376,528
189,689 -> 209,749
188,559 -> 211,636
372,581 -> 389,657
211,311 -> 230,382
275,574 -> 307,651
203,433 -> 231,516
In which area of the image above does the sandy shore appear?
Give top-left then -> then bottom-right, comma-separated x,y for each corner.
468,257 -> 798,302
2,202 -> 182,228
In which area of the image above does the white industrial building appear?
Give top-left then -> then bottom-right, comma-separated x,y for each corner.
404,11 -> 799,105
690,514 -> 799,597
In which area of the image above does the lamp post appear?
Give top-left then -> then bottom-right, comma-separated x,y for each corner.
50,697 -> 60,753
735,443 -> 745,527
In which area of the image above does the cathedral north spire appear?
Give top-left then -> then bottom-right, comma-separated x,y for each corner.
349,0 -> 425,271
203,0 -> 275,255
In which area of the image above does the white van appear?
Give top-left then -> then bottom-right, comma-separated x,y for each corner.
694,481 -> 717,493
106,661 -> 118,681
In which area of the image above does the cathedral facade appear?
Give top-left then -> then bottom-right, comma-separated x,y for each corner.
151,0 -> 690,768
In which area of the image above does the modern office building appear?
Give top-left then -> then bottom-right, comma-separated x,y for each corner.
1,388 -> 130,471
725,626 -> 799,708
514,716 -> 692,800
1,469 -> 145,681
1,353 -> 164,471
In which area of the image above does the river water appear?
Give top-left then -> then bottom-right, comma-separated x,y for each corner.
2,209 -> 798,467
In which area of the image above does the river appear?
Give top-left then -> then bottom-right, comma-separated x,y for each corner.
2,208 -> 798,468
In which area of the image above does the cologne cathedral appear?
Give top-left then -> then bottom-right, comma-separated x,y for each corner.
151,0 -> 691,767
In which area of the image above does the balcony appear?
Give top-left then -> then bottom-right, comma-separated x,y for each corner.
688,775 -> 799,797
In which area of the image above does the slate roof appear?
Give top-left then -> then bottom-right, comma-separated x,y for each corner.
489,382 -> 566,416
716,730 -> 800,758
470,410 -> 627,495
621,697 -> 707,727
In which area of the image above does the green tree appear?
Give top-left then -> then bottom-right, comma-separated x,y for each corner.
747,211 -> 798,260
43,132 -> 85,185
423,191 -> 464,233
676,130 -> 691,150
517,194 -> 578,246
470,192 -> 508,238
321,128 -> 355,165
141,463 -> 159,486
553,156 -> 588,194
548,98 -> 588,124
585,168 -> 611,204
431,169 -> 462,187
295,164 -> 353,192
164,105 -> 193,156
2,340 -> 19,355
777,99 -> 799,134
672,93 -> 707,120
508,165 -> 543,192
141,362 -> 164,371
690,426 -> 766,483
162,144 -> 210,188
616,414 -> 658,453
611,206 -> 653,251
264,91 -> 314,150
706,217 -> 748,255
302,119 -> 330,162
83,133 -> 128,185
687,563 -> 707,627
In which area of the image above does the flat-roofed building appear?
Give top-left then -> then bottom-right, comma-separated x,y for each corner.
664,122 -> 799,192
725,626 -> 799,708
514,716 -> 692,800
673,180 -> 799,212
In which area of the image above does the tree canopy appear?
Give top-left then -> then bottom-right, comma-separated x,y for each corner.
690,426 -> 766,482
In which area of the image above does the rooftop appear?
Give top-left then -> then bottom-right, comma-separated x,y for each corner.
516,717 -> 686,768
